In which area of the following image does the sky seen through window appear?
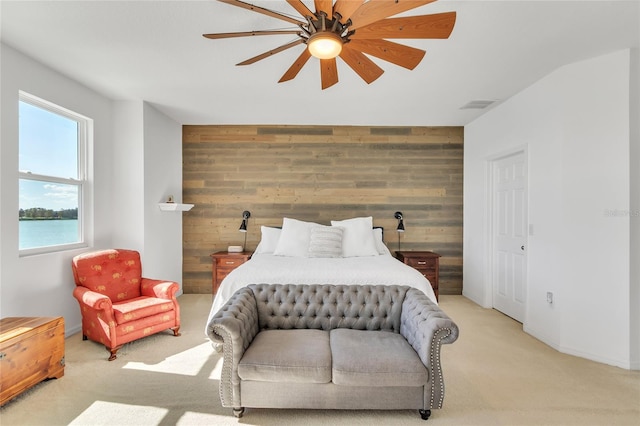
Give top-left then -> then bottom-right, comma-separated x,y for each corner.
19,100 -> 79,211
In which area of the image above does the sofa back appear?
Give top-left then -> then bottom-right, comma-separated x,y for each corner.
249,284 -> 409,332
72,249 -> 142,302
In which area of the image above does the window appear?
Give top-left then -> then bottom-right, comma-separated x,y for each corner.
18,92 -> 90,255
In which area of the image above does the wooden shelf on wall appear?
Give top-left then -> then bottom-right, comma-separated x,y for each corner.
158,203 -> 194,212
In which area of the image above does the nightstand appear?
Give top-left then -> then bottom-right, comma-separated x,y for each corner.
210,251 -> 252,295
395,251 -> 441,301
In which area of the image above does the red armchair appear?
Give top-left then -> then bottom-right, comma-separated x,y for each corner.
72,249 -> 181,360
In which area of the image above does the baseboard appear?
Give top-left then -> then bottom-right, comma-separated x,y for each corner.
558,345 -> 633,370
525,324 -> 634,369
523,324 -> 561,351
65,323 -> 82,338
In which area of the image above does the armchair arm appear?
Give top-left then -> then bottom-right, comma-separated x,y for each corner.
141,278 -> 179,299
72,286 -> 118,342
401,288 -> 459,410
206,287 -> 260,408
72,286 -> 112,311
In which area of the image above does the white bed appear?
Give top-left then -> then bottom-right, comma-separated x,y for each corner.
206,217 -> 437,326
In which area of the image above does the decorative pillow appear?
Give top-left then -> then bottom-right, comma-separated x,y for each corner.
330,216 -> 379,257
308,225 -> 343,258
373,227 -> 391,255
254,226 -> 282,254
273,218 -> 317,257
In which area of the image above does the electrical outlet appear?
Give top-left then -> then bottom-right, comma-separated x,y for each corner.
546,292 -> 553,304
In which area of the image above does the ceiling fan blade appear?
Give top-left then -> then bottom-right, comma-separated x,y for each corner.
339,45 -> 384,84
279,48 -> 312,82
348,0 -> 436,30
320,58 -> 339,90
285,0 -> 314,18
203,30 -> 302,40
314,0 -> 333,16
333,0 -> 364,21
218,0 -> 304,25
350,12 -> 457,39
236,39 -> 305,65
347,39 -> 425,70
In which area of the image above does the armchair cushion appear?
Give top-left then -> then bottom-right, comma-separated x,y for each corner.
112,296 -> 175,325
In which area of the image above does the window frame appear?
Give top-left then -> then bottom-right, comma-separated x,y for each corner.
18,91 -> 91,256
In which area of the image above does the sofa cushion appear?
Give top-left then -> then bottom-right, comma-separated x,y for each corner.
112,296 -> 174,325
330,329 -> 428,387
238,329 -> 332,384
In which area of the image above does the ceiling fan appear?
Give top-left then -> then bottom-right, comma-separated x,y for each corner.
203,0 -> 456,89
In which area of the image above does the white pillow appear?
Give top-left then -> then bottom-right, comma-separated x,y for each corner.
273,218 -> 316,257
330,216 -> 379,257
308,225 -> 343,258
254,226 -> 282,254
373,227 -> 391,255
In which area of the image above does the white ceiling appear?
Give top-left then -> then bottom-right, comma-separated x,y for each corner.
1,0 -> 638,126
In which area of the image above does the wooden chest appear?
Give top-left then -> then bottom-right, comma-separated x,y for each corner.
0,317 -> 65,406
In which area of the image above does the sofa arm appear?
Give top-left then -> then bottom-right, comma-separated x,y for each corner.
206,286 -> 260,408
400,288 -> 459,410
141,278 -> 179,299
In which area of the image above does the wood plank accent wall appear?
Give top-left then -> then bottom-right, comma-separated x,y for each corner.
182,125 -> 463,295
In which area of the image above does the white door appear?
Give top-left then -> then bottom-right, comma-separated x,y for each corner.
492,151 -> 527,322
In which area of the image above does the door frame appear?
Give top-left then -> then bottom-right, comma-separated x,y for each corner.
484,145 -> 529,315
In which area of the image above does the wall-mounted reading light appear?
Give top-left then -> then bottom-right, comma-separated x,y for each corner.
239,210 -> 250,249
239,211 -> 250,232
395,211 -> 404,251
395,211 -> 405,233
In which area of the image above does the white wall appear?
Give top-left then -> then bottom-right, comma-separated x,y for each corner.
630,47 -> 640,370
0,44 -> 184,336
464,49 -> 636,369
111,101 -> 183,288
142,103 -> 183,287
0,44 -> 113,331
111,101 -> 145,250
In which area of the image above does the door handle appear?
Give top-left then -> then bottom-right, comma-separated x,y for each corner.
521,245 -> 525,251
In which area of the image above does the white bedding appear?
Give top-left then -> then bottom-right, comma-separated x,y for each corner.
206,252 -> 437,326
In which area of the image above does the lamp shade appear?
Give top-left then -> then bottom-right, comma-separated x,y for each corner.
239,210 -> 250,232
394,211 -> 405,233
307,32 -> 343,59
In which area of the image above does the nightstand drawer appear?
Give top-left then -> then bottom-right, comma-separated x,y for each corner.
216,269 -> 233,282
405,257 -> 437,269
421,272 -> 438,287
216,257 -> 246,268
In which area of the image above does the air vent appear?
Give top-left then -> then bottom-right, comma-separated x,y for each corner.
460,100 -> 497,110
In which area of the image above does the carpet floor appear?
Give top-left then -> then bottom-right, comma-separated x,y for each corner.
1,294 -> 638,425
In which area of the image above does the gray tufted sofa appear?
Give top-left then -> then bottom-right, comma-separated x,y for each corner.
206,283 -> 459,420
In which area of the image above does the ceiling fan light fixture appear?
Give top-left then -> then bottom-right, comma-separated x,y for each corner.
307,32 -> 343,59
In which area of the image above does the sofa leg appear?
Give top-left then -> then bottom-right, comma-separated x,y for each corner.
171,326 -> 181,337
82,335 -> 88,341
107,346 -> 121,361
419,409 -> 431,420
232,407 -> 244,418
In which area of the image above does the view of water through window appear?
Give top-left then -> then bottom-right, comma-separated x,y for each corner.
19,98 -> 81,250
